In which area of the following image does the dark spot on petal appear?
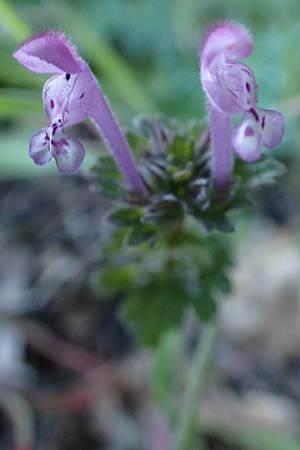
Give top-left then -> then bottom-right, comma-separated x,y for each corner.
79,92 -> 85,99
241,68 -> 252,76
262,116 -> 266,129
52,123 -> 58,135
66,73 -> 71,81
245,82 -> 251,93
51,139 -> 58,149
245,126 -> 254,137
249,108 -> 259,122
50,99 -> 55,109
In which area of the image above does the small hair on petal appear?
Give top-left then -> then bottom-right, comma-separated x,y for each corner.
13,30 -> 83,74
14,30 -> 146,191
201,21 -> 253,67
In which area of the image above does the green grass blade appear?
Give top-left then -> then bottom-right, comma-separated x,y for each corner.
51,3 -> 156,113
0,0 -> 30,41
0,51 -> 45,88
0,89 -> 41,118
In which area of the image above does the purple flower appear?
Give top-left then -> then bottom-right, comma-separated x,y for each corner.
200,21 -> 284,188
14,31 -> 146,193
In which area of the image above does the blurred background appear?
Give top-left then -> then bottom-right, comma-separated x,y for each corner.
0,0 -> 300,449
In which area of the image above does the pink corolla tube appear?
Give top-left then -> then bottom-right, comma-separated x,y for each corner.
200,21 -> 284,188
14,31 -> 146,194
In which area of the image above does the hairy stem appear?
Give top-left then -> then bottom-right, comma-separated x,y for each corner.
208,103 -> 233,189
173,321 -> 217,450
92,90 -> 147,195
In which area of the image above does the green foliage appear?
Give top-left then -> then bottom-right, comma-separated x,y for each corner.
91,156 -> 124,200
92,116 -> 285,345
97,222 -> 232,345
94,117 -> 285,245
98,263 -> 136,297
0,0 -> 295,182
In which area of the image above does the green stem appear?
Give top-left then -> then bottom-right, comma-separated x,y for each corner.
174,321 -> 217,450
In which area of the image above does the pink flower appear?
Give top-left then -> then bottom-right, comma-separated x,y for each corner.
14,31 -> 146,193
200,21 -> 284,188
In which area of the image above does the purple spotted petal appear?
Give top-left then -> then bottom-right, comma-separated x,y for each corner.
29,128 -> 52,166
13,31 -> 83,74
43,69 -> 100,127
201,21 -> 253,67
258,109 -> 284,149
43,74 -> 76,121
202,57 -> 257,115
14,31 -> 146,194
51,133 -> 85,175
233,115 -> 262,162
42,64 -> 145,191
222,61 -> 257,110
199,20 -> 285,188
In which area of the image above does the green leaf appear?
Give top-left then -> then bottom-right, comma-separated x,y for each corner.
98,264 -> 136,297
167,135 -> 193,163
123,278 -> 186,345
143,194 -> 184,224
215,273 -> 232,295
192,293 -> 217,321
234,156 -> 286,189
127,223 -> 156,246
92,156 -> 124,199
126,130 -> 149,157
109,207 -> 143,226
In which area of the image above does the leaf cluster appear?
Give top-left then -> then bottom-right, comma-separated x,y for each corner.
91,116 -> 285,345
96,224 -> 232,345
93,116 -> 285,244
